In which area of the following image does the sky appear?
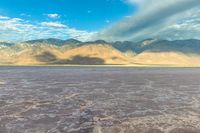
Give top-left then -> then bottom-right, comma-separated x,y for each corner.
0,0 -> 200,42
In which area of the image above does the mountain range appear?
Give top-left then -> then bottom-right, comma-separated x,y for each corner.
1,38 -> 200,66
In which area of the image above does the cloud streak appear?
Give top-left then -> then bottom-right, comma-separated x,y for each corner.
41,22 -> 67,28
97,0 -> 200,41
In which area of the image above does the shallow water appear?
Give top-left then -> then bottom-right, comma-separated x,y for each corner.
0,67 -> 200,133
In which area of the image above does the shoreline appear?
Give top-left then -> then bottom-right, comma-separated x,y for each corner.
1,64 -> 200,68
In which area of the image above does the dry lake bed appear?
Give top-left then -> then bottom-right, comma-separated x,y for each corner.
0,67 -> 200,133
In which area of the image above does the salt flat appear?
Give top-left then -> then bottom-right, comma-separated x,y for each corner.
0,67 -> 200,133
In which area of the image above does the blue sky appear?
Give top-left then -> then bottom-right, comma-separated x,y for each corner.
0,0 -> 200,42
0,0 -> 135,31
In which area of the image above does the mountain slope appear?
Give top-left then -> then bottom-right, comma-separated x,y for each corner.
1,38 -> 200,66
133,52 -> 200,66
0,44 -> 63,65
61,44 -> 133,64
112,39 -> 200,55
0,43 -> 134,65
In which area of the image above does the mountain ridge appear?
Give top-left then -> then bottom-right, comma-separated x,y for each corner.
1,38 -> 200,66
17,38 -> 200,54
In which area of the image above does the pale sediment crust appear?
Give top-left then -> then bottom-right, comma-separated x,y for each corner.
67,112 -> 200,133
90,114 -> 200,133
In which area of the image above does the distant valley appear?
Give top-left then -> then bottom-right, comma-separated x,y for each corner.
1,38 -> 200,66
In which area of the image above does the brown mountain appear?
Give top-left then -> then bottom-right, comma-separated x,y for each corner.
0,43 -> 134,65
133,52 -> 200,66
1,39 -> 200,66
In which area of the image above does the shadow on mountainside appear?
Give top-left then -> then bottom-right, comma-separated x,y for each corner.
35,51 -> 105,65
35,51 -> 57,62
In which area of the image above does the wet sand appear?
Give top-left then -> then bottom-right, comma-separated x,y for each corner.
0,67 -> 200,133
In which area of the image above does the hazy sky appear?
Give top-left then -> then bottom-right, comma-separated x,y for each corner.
0,0 -> 200,42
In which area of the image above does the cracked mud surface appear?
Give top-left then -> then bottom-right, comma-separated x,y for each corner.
0,67 -> 200,133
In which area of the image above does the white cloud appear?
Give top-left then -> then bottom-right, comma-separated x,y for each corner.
0,15 -> 10,20
41,22 -> 67,29
0,17 -> 96,42
97,0 -> 200,41
65,28 -> 97,41
47,13 -> 60,19
153,7 -> 200,40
